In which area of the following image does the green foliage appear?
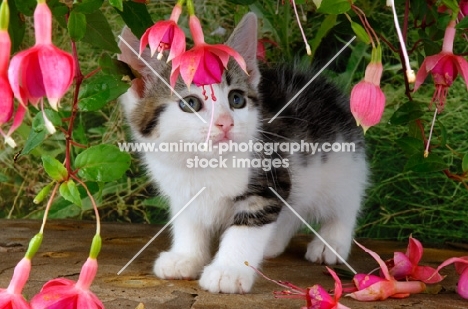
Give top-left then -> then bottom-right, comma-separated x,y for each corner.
1,0 -> 468,245
75,144 -> 131,182
78,73 -> 130,111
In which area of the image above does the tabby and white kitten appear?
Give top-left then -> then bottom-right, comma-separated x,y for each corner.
118,13 -> 367,294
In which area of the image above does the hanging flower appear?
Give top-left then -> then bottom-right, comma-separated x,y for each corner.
0,0 -> 17,148
0,233 -> 43,309
170,10 -> 247,93
0,258 -> 32,309
139,2 -> 186,61
31,235 -> 104,309
350,45 -> 386,133
8,0 -> 74,111
414,20 -> 468,113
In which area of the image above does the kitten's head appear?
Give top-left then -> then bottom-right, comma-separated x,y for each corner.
119,13 -> 260,154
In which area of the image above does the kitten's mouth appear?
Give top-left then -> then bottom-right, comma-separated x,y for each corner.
212,136 -> 231,144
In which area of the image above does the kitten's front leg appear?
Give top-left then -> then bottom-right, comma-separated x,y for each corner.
154,211 -> 210,280
199,194 -> 283,293
199,223 -> 274,293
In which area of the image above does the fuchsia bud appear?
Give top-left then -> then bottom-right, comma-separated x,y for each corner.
139,3 -> 186,61
350,46 -> 386,134
8,1 -> 74,110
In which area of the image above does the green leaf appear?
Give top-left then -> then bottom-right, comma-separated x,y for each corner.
74,0 -> 103,14
456,16 -> 468,29
109,0 -> 123,11
78,74 -> 130,111
226,0 -> 257,5
336,42 -> 368,91
389,102 -> 424,126
81,10 -> 120,53
48,0 -> 69,28
98,53 -> 135,77
59,180 -> 82,207
68,11 -> 87,42
309,14 -> 337,59
396,136 -> 424,156
22,110 -> 62,155
317,0 -> 351,14
74,144 -> 131,182
350,21 -> 370,44
462,153 -> 468,173
8,0 -> 26,52
13,0 -> 36,16
405,153 -> 447,173
42,155 -> 68,182
115,1 -> 153,38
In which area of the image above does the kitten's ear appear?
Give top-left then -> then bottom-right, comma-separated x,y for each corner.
118,27 -> 149,73
226,13 -> 260,87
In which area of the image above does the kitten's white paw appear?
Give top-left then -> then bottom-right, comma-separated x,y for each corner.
199,263 -> 255,294
154,251 -> 205,280
263,238 -> 288,259
305,238 -> 351,265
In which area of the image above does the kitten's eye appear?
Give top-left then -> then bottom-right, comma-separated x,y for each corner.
179,96 -> 203,113
229,90 -> 246,109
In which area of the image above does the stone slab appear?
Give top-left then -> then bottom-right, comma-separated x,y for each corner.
0,219 -> 467,308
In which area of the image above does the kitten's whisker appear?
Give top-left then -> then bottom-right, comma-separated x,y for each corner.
257,130 -> 293,141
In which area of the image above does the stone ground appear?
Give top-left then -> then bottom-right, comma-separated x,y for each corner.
1,219 -> 467,309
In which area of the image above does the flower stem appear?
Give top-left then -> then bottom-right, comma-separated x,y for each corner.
39,182 -> 60,234
291,0 -> 311,55
186,0 -> 195,16
72,175 -> 101,236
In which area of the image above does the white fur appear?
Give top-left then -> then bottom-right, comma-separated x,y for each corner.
118,13 -> 368,294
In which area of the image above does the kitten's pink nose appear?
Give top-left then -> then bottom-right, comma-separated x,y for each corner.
215,114 -> 234,133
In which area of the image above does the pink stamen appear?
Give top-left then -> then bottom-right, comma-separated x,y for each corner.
210,84 -> 216,101
204,95 -> 215,144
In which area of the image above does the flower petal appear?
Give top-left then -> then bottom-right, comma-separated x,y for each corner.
412,265 -> 444,284
389,252 -> 413,279
458,268 -> 468,299
38,45 -> 75,110
326,267 -> 342,300
454,55 -> 468,91
0,75 -> 13,124
407,236 -> 423,265
354,240 -> 391,280
353,273 -> 384,290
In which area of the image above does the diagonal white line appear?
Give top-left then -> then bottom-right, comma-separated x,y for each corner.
118,35 -> 207,124
268,187 -> 357,274
117,187 -> 206,275
268,36 -> 356,123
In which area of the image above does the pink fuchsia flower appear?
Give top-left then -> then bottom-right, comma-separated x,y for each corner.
432,256 -> 468,299
461,0 -> 468,16
414,20 -> 468,113
8,0 -> 74,110
139,2 -> 185,61
385,236 -> 444,284
0,0 -> 17,148
350,46 -> 386,134
30,257 -> 103,309
170,14 -> 247,91
346,241 -> 426,301
0,258 -> 32,309
248,262 -> 350,309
